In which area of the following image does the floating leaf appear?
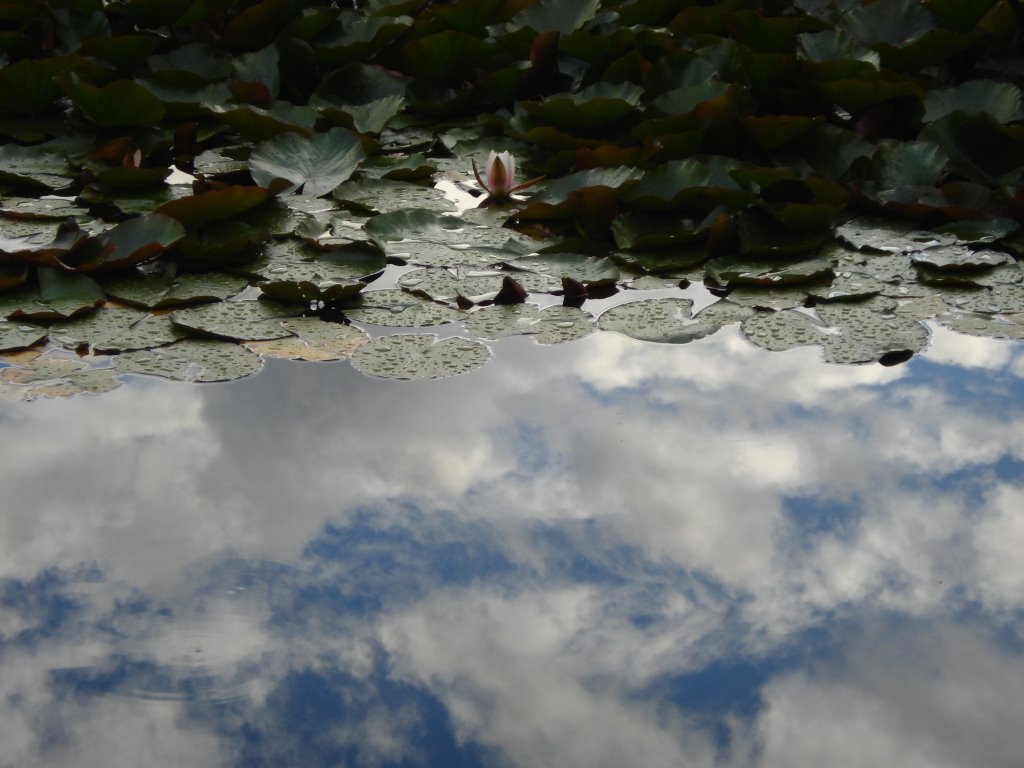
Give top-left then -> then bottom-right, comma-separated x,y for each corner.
910,246 -> 1009,271
741,308 -> 828,351
816,303 -> 929,363
0,143 -> 75,189
68,214 -> 185,272
333,178 -> 455,215
706,257 -> 834,287
341,289 -> 464,326
171,300 -> 299,340
49,307 -> 184,352
116,339 -> 264,382
935,310 -> 1024,340
350,333 -> 490,380
464,304 -> 594,344
836,219 -> 957,252
61,76 -> 166,127
1,358 -> 122,400
0,320 -> 46,351
249,127 -> 366,196
922,80 -> 1023,124
102,271 -> 248,309
244,317 -> 368,360
506,252 -> 619,288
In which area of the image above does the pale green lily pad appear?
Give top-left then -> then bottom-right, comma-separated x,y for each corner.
910,246 -> 1010,270
115,339 -> 264,382
727,286 -> 810,310
892,294 -> 948,320
741,309 -> 829,352
598,297 -> 748,344
49,307 -> 183,352
836,219 -> 957,252
463,304 -> 594,345
935,311 -> 1024,340
171,300 -> 298,340
341,289 -> 464,327
973,264 -> 1024,288
0,217 -> 64,241
102,271 -> 248,309
808,273 -> 886,301
398,267 -> 559,301
816,303 -> 929,363
848,253 -> 917,283
253,238 -> 385,283
350,333 -> 490,380
333,178 -> 455,214
0,320 -> 46,351
0,197 -> 89,219
1,358 -> 121,400
244,317 -> 368,361
505,252 -> 620,288
949,283 -> 1024,314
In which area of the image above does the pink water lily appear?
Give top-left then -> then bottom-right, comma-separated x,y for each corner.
471,151 -> 543,202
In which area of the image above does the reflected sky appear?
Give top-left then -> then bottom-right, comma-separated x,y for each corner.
1,321 -> 1024,767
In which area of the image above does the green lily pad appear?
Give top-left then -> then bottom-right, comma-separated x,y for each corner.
706,257 -> 834,287
741,308 -> 828,351
507,0 -> 600,34
350,333 -> 490,380
171,300 -> 299,340
249,127 -> 366,196
598,297 -> 720,344
463,304 -> 594,345
520,82 -> 643,128
728,286 -> 810,310
115,339 -> 265,382
333,178 -> 455,215
933,218 -> 1019,244
155,183 -> 286,227
922,80 -> 1023,124
808,273 -> 887,302
340,288 -> 464,326
505,252 -> 619,288
49,307 -> 184,352
935,310 -> 1024,340
949,283 -> 1024,314
813,303 -> 929,363
0,197 -> 89,220
910,246 -> 1010,271
206,103 -> 316,141
0,320 -> 46,351
836,219 -> 957,252
397,267 -> 558,301
0,219 -> 89,267
102,271 -> 248,309
61,76 -> 166,127
67,213 -> 185,272
0,143 -> 75,189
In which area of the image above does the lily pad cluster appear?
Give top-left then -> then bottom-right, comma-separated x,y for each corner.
1,0 -> 1023,396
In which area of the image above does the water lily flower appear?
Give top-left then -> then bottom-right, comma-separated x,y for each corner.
471,151 -> 543,202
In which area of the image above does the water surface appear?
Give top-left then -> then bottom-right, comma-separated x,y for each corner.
2,321 -> 1023,767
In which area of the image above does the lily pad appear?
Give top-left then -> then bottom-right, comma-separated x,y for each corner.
244,317 -> 368,361
332,178 -> 455,215
102,271 -> 248,309
949,283 -> 1024,314
463,304 -> 594,344
706,257 -> 835,287
350,333 -> 490,380
505,252 -> 619,288
0,143 -> 75,189
115,339 -> 265,382
740,309 -> 829,352
598,297 -> 712,344
1,357 -> 122,400
340,289 -> 464,326
171,300 -> 299,340
935,311 -> 1024,340
249,127 -> 366,196
49,307 -> 184,352
0,320 -> 46,351
836,219 -> 957,253
816,303 -> 930,363
910,246 -> 1009,271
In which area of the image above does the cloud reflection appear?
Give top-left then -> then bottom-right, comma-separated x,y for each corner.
0,326 -> 1023,766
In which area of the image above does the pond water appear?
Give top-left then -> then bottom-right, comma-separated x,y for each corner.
1,313 -> 1023,767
